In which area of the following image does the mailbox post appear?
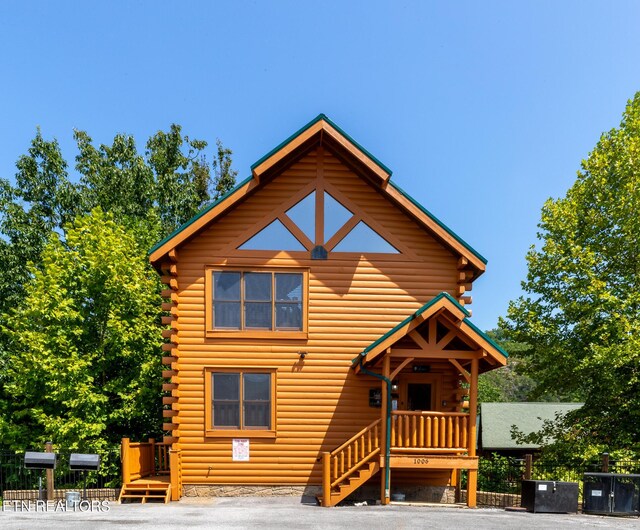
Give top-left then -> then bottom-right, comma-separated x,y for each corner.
69,453 -> 101,500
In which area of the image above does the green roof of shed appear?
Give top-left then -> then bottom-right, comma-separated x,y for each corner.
479,402 -> 583,450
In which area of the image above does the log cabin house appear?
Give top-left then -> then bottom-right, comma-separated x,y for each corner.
119,115 -> 508,506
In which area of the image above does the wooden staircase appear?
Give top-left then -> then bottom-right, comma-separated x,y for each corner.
120,439 -> 176,503
119,478 -> 171,504
318,419 -> 382,506
319,459 -> 380,507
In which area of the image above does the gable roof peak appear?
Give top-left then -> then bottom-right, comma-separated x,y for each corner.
149,116 -> 488,275
250,114 -> 393,185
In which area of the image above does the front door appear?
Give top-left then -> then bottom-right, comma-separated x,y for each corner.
407,383 -> 432,411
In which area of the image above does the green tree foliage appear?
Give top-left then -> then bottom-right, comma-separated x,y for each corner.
0,125 -> 237,451
0,130 -> 77,311
478,329 -> 544,403
0,209 -> 162,451
501,93 -> 640,455
0,124 -> 237,313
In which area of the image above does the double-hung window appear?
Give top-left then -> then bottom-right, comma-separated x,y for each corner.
205,368 -> 276,437
208,269 -> 306,337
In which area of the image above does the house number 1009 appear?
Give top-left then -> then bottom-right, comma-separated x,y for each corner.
414,458 -> 429,464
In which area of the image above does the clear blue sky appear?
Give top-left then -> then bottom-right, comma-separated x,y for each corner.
2,1 -> 639,331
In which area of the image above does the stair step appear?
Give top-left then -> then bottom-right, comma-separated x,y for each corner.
122,490 -> 168,494
122,493 -> 166,499
125,484 -> 169,490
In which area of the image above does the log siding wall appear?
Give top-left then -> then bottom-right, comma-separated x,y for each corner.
169,148 -> 463,487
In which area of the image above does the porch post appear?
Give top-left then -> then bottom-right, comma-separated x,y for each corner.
169,448 -> 182,501
121,438 -> 131,485
467,357 -> 479,508
380,350 -> 391,505
149,438 -> 156,476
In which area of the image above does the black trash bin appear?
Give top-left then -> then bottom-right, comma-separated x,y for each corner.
583,473 -> 640,516
521,480 -> 579,513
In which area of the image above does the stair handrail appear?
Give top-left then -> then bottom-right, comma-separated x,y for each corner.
330,418 -> 381,457
322,418 -> 382,505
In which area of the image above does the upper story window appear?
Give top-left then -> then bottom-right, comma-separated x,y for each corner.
207,268 -> 307,338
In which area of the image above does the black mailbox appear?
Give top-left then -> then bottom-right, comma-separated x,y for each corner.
24,451 -> 57,470
69,453 -> 100,471
521,480 -> 579,513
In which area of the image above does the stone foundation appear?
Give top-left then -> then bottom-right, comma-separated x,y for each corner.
182,484 -> 455,504
183,485 -> 322,498
2,488 -> 119,501
345,484 -> 456,504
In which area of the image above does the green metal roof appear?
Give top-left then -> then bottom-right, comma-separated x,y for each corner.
148,175 -> 253,256
250,113 -> 393,176
479,402 -> 583,450
352,291 -> 508,365
462,317 -> 509,358
149,115 -> 488,270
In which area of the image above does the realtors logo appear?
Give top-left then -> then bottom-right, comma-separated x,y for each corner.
2,500 -> 110,512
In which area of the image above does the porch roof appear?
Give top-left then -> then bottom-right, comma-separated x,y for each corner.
352,292 -> 508,371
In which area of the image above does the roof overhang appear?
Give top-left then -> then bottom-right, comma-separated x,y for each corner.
149,115 -> 488,276
353,292 -> 508,374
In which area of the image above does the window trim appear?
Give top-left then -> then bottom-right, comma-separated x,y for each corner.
205,266 -> 309,339
204,367 -> 277,438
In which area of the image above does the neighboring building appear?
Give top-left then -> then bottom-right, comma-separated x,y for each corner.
478,402 -> 584,457
120,115 -> 508,507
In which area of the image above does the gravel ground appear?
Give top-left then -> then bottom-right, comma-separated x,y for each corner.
1,496 -> 638,529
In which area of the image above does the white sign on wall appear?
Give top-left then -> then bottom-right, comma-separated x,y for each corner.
232,439 -> 250,461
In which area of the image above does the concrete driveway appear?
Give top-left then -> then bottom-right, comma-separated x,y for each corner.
1,497 -> 637,529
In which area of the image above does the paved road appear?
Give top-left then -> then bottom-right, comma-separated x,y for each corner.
1,497 -> 638,529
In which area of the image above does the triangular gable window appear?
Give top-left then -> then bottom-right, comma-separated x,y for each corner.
285,191 -> 315,242
324,191 -> 353,242
332,221 -> 399,254
236,185 -> 401,255
238,219 -> 306,251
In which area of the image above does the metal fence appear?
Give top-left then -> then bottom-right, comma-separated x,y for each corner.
471,454 -> 640,508
0,448 -> 122,502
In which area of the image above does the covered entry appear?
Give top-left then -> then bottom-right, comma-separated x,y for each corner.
321,292 -> 508,507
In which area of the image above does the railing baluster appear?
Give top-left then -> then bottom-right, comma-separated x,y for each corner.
419,416 -> 424,448
425,416 -> 431,448
390,416 -> 395,447
447,416 -> 453,448
462,416 -> 468,449
411,416 -> 417,447
454,417 -> 460,448
340,452 -> 344,476
404,415 -> 410,447
433,416 -> 439,447
333,454 -> 338,482
440,417 -> 446,447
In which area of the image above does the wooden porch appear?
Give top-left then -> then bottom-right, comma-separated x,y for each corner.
320,293 -> 507,507
320,410 -> 477,507
120,438 -> 181,503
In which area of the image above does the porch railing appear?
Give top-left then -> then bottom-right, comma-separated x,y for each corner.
121,438 -> 171,483
390,411 -> 468,453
